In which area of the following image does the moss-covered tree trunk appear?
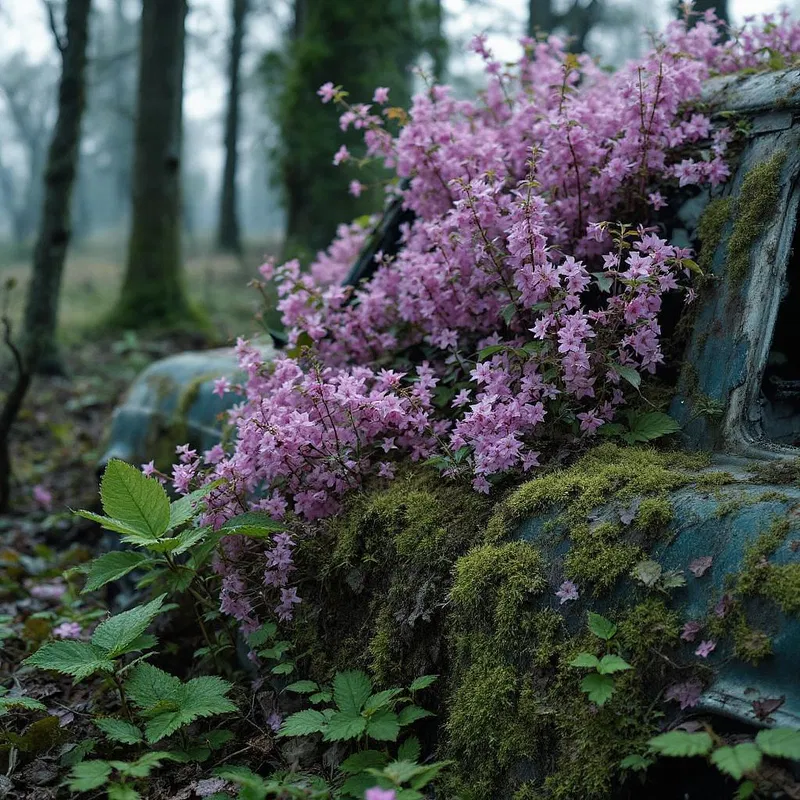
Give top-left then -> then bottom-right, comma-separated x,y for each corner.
114,0 -> 191,329
2,0 -> 92,509
217,0 -> 248,255
278,0 -> 415,261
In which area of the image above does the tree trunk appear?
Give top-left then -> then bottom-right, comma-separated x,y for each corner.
114,0 -> 192,330
217,0 -> 248,255
528,0 -> 555,37
2,0 -> 92,509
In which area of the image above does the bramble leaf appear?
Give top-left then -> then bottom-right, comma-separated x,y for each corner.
82,551 -> 150,594
91,594 -> 166,657
93,718 -> 143,745
324,712 -> 367,741
277,709 -> 328,737
219,512 -> 286,537
614,364 -> 642,390
580,673 -> 615,706
333,670 -> 372,716
366,709 -> 401,741
100,459 -> 170,538
587,612 -> 617,641
623,411 -> 681,443
569,653 -> 600,669
23,641 -> 115,681
648,730 -> 714,757
339,750 -> 389,774
409,675 -> 438,692
711,743 -> 762,780
67,760 -> 112,791
167,484 -> 218,531
755,727 -> 800,760
0,694 -> 47,715
397,705 -> 434,726
398,736 -> 421,762
597,654 -> 633,675
284,681 -> 319,695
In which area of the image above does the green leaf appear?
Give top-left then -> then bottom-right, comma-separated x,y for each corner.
710,743 -> 762,780
597,655 -> 633,675
100,459 -> 170,538
93,718 -> 143,745
408,760 -> 453,791
569,653 -> 600,669
478,344 -> 508,361
648,730 -> 714,757
397,705 -> 434,726
624,411 -> 681,444
364,688 -> 403,711
107,784 -> 141,800
397,736 -> 421,763
0,695 -> 47,714
323,711 -> 367,742
333,670 -> 372,716
284,680 -> 319,695
23,641 -> 115,681
340,772 -> 382,798
501,303 -> 517,325
74,511 -> 146,538
587,612 -> 617,641
339,749 -> 389,774
592,271 -> 613,292
309,691 -> 333,704
91,594 -> 166,657
82,551 -> 150,594
124,663 -> 181,709
409,675 -> 438,692
632,559 -> 662,588
168,484 -> 217,531
218,511 -> 286,537
171,526 -> 211,556
735,780 -> 756,799
271,662 -> 295,676
247,623 -> 277,647
614,364 -> 641,390
755,727 -> 800,760
140,675 -> 237,744
367,709 -> 401,741
619,754 -> 653,772
67,760 -> 112,791
277,709 -> 328,737
580,673 -> 616,706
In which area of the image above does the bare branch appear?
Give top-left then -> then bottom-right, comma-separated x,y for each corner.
43,0 -> 67,55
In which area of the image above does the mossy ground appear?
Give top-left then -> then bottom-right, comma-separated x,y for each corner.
280,443 -> 800,798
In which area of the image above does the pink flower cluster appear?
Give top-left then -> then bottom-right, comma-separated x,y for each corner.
172,12 -> 800,630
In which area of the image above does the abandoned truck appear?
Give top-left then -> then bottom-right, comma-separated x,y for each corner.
100,68 -> 800,798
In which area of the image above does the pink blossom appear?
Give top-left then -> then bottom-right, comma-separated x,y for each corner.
213,377 -> 231,398
29,581 -> 66,600
141,460 -> 157,477
366,790 -> 396,800
317,82 -> 337,103
555,580 -> 579,605
32,484 -> 52,511
333,145 -> 350,166
681,620 -> 702,642
349,180 -> 364,197
695,640 -> 716,658
53,622 -> 82,639
373,87 -> 390,104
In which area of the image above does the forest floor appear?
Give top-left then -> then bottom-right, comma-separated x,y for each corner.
0,241 -> 279,798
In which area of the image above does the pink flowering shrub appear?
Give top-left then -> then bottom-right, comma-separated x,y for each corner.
170,11 -> 800,629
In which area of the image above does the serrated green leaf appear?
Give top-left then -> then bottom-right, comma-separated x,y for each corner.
271,661 -> 295,675
409,675 -> 438,692
569,653 -> 600,669
660,570 -> 686,589
501,303 -> 517,325
107,784 -> 141,800
624,411 -> 681,443
333,670 -> 372,716
364,688 -> 403,711
580,672 -> 616,706
309,691 -> 333,704
82,551 -> 150,594
93,718 -> 143,745
735,780 -> 757,799
398,736 -> 421,763
478,344 -> 508,361
397,705 -> 434,726
597,654 -> 633,675
247,623 -> 277,647
632,559 -> 662,588
408,760 -> 453,790
587,612 -> 617,640
284,680 -> 319,695
277,709 -> 327,737
74,511 -> 145,538
100,459 -> 170,538
755,727 -> 800,760
171,526 -> 211,556
592,271 -> 614,292
366,709 -> 400,741
648,730 -> 714,757
323,711 -> 367,742
219,511 -> 286,537
619,754 -> 653,772
23,641 -> 115,681
614,364 -> 642,390
340,772 -> 381,798
67,760 -> 112,791
0,695 -> 47,714
91,594 -> 166,657
711,743 -> 762,780
339,749 -> 389,774
124,663 -> 181,709
168,484 -> 218,531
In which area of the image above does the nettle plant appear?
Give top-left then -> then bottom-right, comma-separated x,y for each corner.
151,11 -> 800,634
